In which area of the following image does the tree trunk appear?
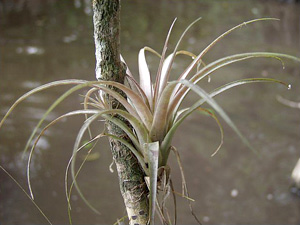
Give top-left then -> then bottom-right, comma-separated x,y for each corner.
92,1 -> 149,224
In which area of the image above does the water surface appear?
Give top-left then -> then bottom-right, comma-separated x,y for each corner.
0,0 -> 300,224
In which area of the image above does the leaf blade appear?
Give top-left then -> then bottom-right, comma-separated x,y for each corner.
0,79 -> 88,129
144,141 -> 159,225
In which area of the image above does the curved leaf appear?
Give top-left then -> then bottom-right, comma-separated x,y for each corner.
84,87 -> 105,111
139,47 -> 161,110
210,78 -> 289,98
66,134 -> 103,222
26,106 -> 149,200
158,53 -> 174,98
150,83 -> 177,142
0,79 -> 88,129
158,50 -> 198,98
102,114 -> 142,153
179,77 -> 289,130
144,141 -> 159,225
125,75 -> 150,109
196,108 -> 224,157
0,165 -> 52,225
22,80 -> 143,156
191,52 -> 300,85
170,52 -> 300,119
177,18 -> 279,83
161,78 -> 289,161
27,109 -> 101,199
153,50 -> 208,139
70,114 -> 103,216
109,109 -> 149,147
153,18 -> 177,107
182,80 -> 255,155
120,54 -> 134,78
84,87 -> 103,139
99,81 -> 153,130
158,17 -> 202,99
105,133 -> 148,174
170,19 -> 281,110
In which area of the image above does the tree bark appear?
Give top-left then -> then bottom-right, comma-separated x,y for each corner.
92,1 -> 149,224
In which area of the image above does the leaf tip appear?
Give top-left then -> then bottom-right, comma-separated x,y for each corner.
30,192 -> 35,200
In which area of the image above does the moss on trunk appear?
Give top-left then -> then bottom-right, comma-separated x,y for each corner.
92,1 -> 149,224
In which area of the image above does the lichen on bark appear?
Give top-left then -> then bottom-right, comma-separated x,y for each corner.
92,1 -> 149,224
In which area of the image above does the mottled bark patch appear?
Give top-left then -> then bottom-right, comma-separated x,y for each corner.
92,1 -> 149,224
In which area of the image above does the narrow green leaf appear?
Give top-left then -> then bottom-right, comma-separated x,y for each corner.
93,82 -> 140,118
0,79 -> 88,129
158,53 -> 174,97
211,78 -> 290,97
125,75 -> 151,109
158,17 -> 202,97
150,83 -> 177,142
66,133 -> 103,222
0,165 -> 52,225
26,107 -> 147,202
191,52 -> 300,85
170,52 -> 300,119
110,109 -> 149,148
154,18 -> 177,106
144,141 -> 159,225
170,19 -> 282,113
102,114 -> 142,153
84,87 -> 104,139
22,80 -> 143,157
27,109 -> 101,199
161,78 -> 288,163
196,108 -> 224,157
70,114 -> 103,215
177,18 -> 280,83
22,83 -> 94,157
100,81 -> 153,131
179,79 -> 256,155
106,133 -> 148,173
84,87 -> 105,110
158,50 -> 198,101
120,54 -> 134,78
138,47 -> 155,110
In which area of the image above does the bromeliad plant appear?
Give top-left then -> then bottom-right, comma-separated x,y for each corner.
1,18 -> 300,224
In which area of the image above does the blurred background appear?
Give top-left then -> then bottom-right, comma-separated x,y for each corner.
0,0 -> 300,224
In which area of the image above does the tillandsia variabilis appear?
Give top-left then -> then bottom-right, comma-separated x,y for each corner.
1,17 -> 300,224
